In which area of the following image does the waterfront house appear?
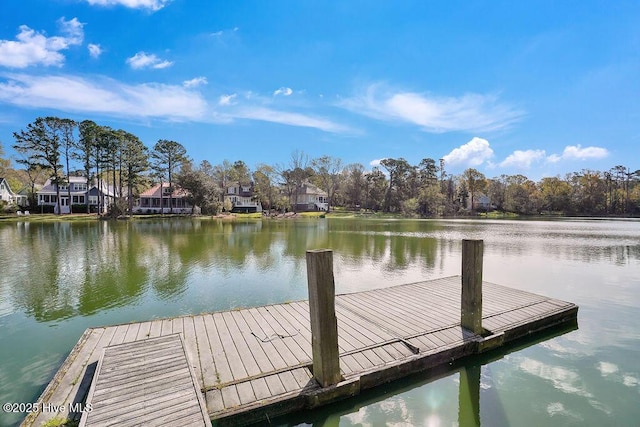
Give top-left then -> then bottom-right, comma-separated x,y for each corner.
0,177 -> 27,207
467,192 -> 492,211
134,183 -> 194,214
224,182 -> 262,213
291,182 -> 328,211
36,176 -> 117,214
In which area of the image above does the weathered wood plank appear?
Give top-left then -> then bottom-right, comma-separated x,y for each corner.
194,315 -> 219,390
148,319 -> 163,338
172,316 -> 184,336
135,321 -> 152,340
181,316 -> 202,389
255,306 -> 310,363
80,334 -> 211,427
205,388 -> 224,413
122,323 -> 141,343
26,276 -> 577,427
212,312 -> 250,381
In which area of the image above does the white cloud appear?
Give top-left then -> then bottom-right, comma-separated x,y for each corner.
0,18 -> 84,68
86,0 -> 170,11
443,137 -> 494,167
58,17 -> 84,45
500,149 -> 546,169
0,73 -> 206,121
214,90 -> 353,133
597,362 -> 618,377
126,52 -> 173,69
87,43 -> 102,58
231,107 -> 351,133
274,87 -> 293,96
218,93 -> 237,106
340,83 -> 523,133
183,76 -> 207,88
370,159 -> 383,167
547,145 -> 609,163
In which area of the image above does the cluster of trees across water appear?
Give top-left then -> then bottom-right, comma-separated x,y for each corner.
1,116 -> 639,217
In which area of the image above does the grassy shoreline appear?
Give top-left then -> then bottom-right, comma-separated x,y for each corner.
1,210 -> 637,223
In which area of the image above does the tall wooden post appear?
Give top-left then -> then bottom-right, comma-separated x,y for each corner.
462,239 -> 484,334
306,249 -> 341,387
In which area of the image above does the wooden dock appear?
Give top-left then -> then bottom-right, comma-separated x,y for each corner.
23,243 -> 578,427
79,334 -> 211,427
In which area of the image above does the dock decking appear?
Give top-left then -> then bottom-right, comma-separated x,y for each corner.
23,275 -> 578,427
79,334 -> 211,427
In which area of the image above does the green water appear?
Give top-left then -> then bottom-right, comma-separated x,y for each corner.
0,218 -> 638,426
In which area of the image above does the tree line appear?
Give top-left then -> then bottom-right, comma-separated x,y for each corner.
2,116 -> 639,217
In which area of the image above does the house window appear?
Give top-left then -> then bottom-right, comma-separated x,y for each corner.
228,187 -> 236,194
163,187 -> 172,195
73,183 -> 87,191
59,185 -> 68,191
89,196 -> 98,205
72,195 -> 85,204
241,186 -> 250,192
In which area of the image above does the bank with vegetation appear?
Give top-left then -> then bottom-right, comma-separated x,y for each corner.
1,116 -> 639,219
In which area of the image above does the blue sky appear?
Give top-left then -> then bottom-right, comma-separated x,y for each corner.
1,0 -> 638,179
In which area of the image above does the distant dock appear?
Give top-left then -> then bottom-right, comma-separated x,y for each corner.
23,241 -> 578,426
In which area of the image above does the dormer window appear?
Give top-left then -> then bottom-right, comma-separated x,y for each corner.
163,187 -> 173,195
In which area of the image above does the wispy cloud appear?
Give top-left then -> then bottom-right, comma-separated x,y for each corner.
0,73 -> 352,133
126,51 -> 173,69
500,149 -> 546,169
370,159 -> 383,167
443,137 -> 494,167
218,93 -> 237,106
183,76 -> 207,88
87,43 -> 103,58
340,83 -> 523,133
274,87 -> 293,96
0,18 -> 84,68
0,73 -> 206,121
230,107 -> 351,133
85,0 -> 171,11
547,145 -> 609,163
213,90 -> 353,133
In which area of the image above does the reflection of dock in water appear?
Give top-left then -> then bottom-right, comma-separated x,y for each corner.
23,240 -> 578,427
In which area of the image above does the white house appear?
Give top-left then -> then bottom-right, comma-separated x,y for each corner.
0,178 -> 27,207
224,182 -> 262,213
37,176 -> 117,214
291,182 -> 328,212
467,192 -> 492,211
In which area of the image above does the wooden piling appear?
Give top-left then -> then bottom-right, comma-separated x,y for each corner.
462,239 -> 484,334
306,249 -> 341,387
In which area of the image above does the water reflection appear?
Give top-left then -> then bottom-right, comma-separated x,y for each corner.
0,217 -> 638,427
2,218 -> 639,324
0,219 -> 452,323
270,325 -> 577,427
458,364 -> 481,426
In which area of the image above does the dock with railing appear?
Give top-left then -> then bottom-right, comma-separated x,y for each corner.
23,240 -> 578,427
